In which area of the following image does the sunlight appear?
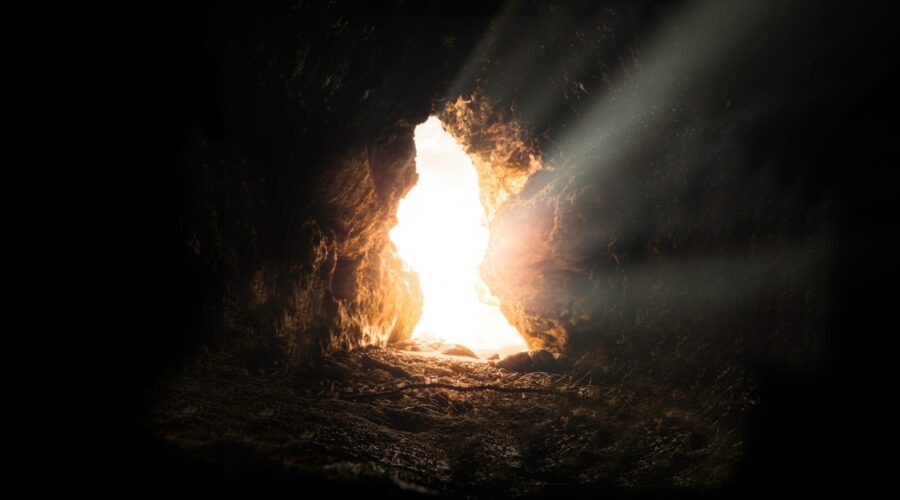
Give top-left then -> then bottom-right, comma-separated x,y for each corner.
390,117 -> 528,357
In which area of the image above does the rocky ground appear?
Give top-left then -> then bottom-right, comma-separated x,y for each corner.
147,344 -> 749,497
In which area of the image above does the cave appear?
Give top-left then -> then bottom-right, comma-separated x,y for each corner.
124,1 -> 898,497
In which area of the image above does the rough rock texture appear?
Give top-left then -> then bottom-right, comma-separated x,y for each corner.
438,96 -> 542,220
150,346 -> 748,496
429,1 -> 883,383
170,3 -> 495,365
162,0 -> 894,401
147,2 -> 896,493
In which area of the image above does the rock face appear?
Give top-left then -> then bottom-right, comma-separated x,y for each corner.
136,4 -> 898,495
166,1 -> 890,385
168,4 -> 494,364
430,1 -> 884,382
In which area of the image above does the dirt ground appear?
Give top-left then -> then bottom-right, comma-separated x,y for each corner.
147,345 -> 749,497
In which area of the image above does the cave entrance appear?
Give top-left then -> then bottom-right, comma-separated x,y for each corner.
390,117 -> 528,358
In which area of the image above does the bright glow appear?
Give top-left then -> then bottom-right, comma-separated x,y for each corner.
390,117 -> 527,357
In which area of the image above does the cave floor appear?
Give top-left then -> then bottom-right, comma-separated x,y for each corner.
148,346 -> 742,497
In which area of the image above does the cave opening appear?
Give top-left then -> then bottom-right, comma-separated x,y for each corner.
389,117 -> 528,358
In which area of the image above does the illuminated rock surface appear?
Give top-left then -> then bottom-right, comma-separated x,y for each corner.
146,1 -> 896,495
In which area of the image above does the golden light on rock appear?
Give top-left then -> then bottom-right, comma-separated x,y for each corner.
390,117 -> 528,357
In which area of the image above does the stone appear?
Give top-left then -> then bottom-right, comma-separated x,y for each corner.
441,344 -> 479,359
496,350 -> 573,373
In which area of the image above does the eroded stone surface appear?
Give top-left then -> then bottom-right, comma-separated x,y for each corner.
172,5 -> 492,363
172,2 -> 841,393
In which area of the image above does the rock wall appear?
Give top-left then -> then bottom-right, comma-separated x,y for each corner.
170,3 -> 494,365
431,0 -> 889,382
167,1 -> 891,384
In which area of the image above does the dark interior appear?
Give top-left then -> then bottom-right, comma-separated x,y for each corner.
119,1 -> 898,497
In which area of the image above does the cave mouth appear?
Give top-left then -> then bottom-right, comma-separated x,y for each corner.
390,117 -> 528,358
